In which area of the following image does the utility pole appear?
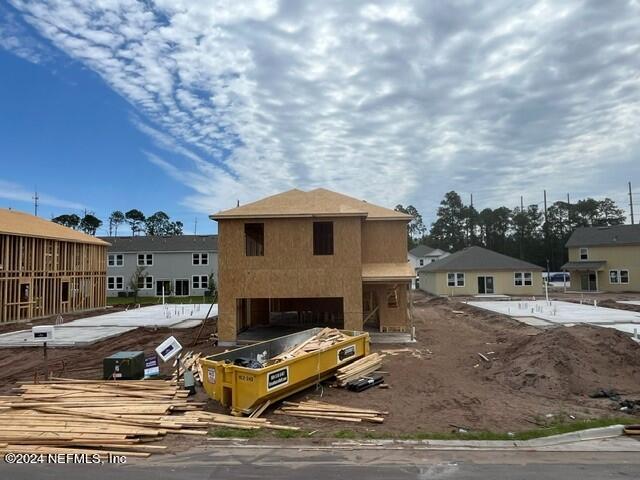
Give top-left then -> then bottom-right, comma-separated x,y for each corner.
470,194 -> 474,208
519,196 -> 524,259
543,190 -> 548,222
33,189 -> 39,216
194,217 -> 198,235
629,182 -> 635,225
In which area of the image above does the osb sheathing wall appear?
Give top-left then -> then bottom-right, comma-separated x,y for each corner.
0,233 -> 107,323
217,217 -> 364,342
361,220 -> 408,263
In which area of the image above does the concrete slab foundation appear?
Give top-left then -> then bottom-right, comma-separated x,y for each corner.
466,300 -> 640,337
0,303 -> 217,348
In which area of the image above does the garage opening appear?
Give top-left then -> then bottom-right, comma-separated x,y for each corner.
236,297 -> 344,342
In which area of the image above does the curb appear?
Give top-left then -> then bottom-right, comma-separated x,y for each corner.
206,425 -> 627,450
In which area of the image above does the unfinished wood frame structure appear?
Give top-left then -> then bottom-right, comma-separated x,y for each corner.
211,188 -> 415,344
0,209 -> 109,323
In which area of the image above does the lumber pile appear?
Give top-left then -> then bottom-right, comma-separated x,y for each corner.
275,400 -> 387,423
173,351 -> 203,383
335,353 -> 384,387
267,328 -> 350,365
0,378 -> 296,457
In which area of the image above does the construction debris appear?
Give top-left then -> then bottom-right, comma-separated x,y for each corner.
346,373 -> 384,392
267,328 -> 351,365
335,353 -> 384,387
0,377 -> 296,457
276,400 -> 387,423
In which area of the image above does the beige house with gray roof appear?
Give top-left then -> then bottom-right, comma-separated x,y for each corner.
561,224 -> 640,292
418,246 -> 543,296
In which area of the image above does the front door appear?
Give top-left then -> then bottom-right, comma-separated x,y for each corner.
580,272 -> 598,291
477,276 -> 495,294
175,279 -> 189,296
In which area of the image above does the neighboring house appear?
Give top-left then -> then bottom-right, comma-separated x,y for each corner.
408,244 -> 450,288
0,208 -> 109,322
211,188 -> 415,344
561,224 -> 640,292
418,246 -> 543,296
99,235 -> 218,297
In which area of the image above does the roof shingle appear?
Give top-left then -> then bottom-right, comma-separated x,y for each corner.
99,235 -> 218,252
418,246 -> 543,272
565,224 -> 640,247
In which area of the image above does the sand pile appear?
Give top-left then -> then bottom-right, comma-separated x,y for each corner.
490,325 -> 640,398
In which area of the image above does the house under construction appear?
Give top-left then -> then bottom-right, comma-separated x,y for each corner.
210,188 -> 415,344
0,208 -> 109,323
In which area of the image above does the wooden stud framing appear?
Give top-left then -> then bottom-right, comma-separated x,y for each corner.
0,234 -> 107,323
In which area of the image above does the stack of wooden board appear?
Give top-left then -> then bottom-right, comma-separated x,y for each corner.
267,328 -> 350,365
173,351 -> 203,384
275,400 -> 387,423
335,353 -> 384,387
0,377 -> 296,457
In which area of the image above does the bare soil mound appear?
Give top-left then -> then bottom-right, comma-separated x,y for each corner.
489,325 -> 640,398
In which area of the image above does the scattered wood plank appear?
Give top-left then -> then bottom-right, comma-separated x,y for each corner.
277,400 -> 387,423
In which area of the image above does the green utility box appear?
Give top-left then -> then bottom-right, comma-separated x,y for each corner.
103,351 -> 145,380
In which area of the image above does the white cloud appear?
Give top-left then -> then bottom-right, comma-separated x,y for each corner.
6,0 -> 640,220
0,179 -> 86,211
0,4 -> 51,63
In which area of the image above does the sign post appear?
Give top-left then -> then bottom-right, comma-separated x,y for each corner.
32,326 -> 55,381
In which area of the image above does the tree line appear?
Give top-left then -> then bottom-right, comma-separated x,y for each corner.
52,209 -> 184,237
396,192 -> 626,271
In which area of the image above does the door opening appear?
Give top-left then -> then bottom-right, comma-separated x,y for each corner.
477,276 -> 495,294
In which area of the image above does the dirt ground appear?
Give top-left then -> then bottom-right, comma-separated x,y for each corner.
270,291 -> 640,435
0,319 -> 220,394
0,292 -> 639,437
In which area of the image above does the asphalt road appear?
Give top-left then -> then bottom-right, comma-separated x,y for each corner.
2,444 -> 639,479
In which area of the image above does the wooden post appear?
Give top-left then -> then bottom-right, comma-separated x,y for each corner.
43,341 -> 49,381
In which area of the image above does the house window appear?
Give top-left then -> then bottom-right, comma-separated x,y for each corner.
419,259 -> 424,266
515,272 -> 533,286
108,254 -> 123,267
192,275 -> 209,289
610,270 -> 630,284
621,270 -> 629,284
447,272 -> 465,287
137,253 -> 153,266
192,253 -> 209,265
245,223 -> 264,256
579,248 -> 588,260
313,221 -> 334,255
107,276 -> 123,290
137,276 -> 153,289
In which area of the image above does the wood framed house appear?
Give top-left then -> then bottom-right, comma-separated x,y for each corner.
0,208 -> 109,323
561,224 -> 640,292
418,246 -> 543,296
210,188 -> 415,344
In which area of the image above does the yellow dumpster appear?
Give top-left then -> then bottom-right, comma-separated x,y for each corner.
200,328 -> 370,415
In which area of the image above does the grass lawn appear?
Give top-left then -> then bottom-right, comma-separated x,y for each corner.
207,417 -> 637,441
107,295 -> 216,306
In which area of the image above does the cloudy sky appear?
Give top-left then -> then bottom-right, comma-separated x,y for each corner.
1,0 -> 639,234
